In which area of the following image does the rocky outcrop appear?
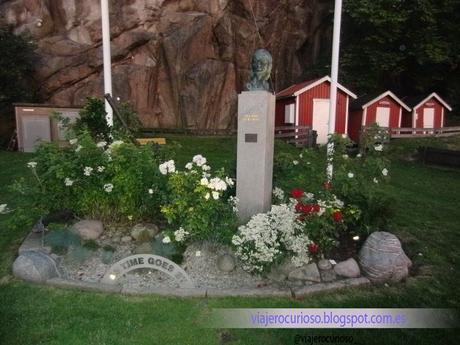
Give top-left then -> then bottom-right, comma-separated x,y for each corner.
1,0 -> 331,129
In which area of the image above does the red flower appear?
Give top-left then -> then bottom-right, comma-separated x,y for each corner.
290,188 -> 305,199
295,203 -> 304,213
308,243 -> 319,254
332,210 -> 343,222
312,204 -> 321,213
323,181 -> 332,190
301,204 -> 313,214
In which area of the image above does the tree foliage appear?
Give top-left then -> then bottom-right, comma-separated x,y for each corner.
308,0 -> 460,117
0,26 -> 39,145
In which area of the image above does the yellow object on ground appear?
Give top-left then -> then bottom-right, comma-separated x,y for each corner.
136,138 -> 166,145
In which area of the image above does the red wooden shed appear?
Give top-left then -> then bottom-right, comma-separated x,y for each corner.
348,91 -> 411,143
402,92 -> 452,130
275,76 -> 357,144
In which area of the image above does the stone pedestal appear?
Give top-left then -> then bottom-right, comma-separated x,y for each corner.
236,91 -> 275,222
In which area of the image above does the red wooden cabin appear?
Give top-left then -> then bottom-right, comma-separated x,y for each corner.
402,93 -> 452,130
348,91 -> 411,143
275,76 -> 357,144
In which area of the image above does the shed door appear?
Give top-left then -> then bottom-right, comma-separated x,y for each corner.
375,107 -> 390,128
312,99 -> 330,144
22,116 -> 51,152
423,108 -> 434,128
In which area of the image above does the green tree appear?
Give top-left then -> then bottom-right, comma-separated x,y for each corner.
0,26 -> 39,146
340,0 -> 460,112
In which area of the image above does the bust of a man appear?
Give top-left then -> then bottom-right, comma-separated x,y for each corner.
246,48 -> 273,92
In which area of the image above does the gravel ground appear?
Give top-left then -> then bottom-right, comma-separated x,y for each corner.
54,233 -> 268,290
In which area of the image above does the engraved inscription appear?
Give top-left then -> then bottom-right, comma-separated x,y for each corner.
242,114 -> 259,122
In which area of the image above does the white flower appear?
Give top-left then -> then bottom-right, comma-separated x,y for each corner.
299,153 -> 303,158
83,167 -> 93,176
109,140 -> 124,149
174,227 -> 189,242
159,160 -> 176,175
27,161 -> 37,169
192,154 -> 207,167
305,192 -> 315,200
195,250 -> 201,257
212,191 -> 219,200
348,172 -> 354,178
64,178 -> 74,186
225,177 -> 234,187
148,189 -> 154,194
202,164 -> 211,171
356,153 -> 362,158
162,235 -> 171,244
273,187 -> 285,200
382,168 -> 389,176
200,177 -> 209,186
374,144 -> 383,152
342,154 -> 349,159
228,196 -> 239,213
127,215 -> 133,220
185,162 -> 193,170
75,145 -> 83,153
96,141 -> 107,148
373,178 -> 379,184
0,204 -> 9,214
306,162 -> 311,165
208,177 -> 227,191
97,166 -> 105,173
204,192 -> 210,200
69,138 -> 78,145
103,183 -> 113,193
293,160 -> 299,165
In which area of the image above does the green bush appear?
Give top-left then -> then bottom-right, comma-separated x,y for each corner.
10,131 -> 170,226
159,155 -> 237,246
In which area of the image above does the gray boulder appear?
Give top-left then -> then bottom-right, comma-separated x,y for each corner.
13,251 -> 59,283
72,220 -> 104,240
359,231 -> 412,283
131,223 -> 159,242
334,258 -> 361,278
217,254 -> 236,272
288,263 -> 321,283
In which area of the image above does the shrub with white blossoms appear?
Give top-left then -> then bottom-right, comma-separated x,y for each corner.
232,200 -> 314,273
161,154 -> 237,245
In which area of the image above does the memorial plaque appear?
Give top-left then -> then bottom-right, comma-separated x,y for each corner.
245,133 -> 258,143
101,254 -> 195,288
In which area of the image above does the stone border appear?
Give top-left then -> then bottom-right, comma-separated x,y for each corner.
43,276 -> 370,298
15,230 -> 371,297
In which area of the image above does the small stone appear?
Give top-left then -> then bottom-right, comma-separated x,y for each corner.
72,220 -> 104,240
131,223 -> 159,242
334,258 -> 360,278
320,269 -> 337,282
288,263 -> 321,283
318,259 -> 332,270
217,254 -> 236,272
121,236 -> 132,243
13,251 -> 59,283
133,242 -> 153,255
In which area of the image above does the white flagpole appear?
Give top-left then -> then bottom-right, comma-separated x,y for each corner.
326,0 -> 343,180
100,0 -> 113,127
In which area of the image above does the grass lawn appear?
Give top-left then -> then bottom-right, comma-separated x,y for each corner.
0,137 -> 459,345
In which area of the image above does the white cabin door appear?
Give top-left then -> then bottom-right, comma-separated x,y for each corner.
375,107 -> 390,128
312,99 -> 330,144
423,108 -> 434,128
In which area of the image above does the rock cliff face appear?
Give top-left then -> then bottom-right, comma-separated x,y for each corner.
1,0 -> 331,129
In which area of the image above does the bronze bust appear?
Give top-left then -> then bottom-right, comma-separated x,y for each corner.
246,49 -> 272,92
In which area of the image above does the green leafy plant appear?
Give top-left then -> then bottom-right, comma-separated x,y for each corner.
159,155 -> 237,246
